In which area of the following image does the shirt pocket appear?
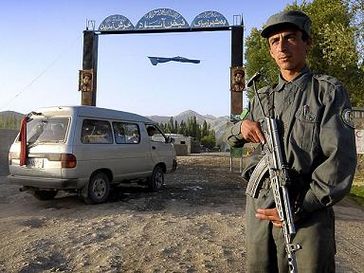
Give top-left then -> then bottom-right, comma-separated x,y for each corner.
291,105 -> 319,151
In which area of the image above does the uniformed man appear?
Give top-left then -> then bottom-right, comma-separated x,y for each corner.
224,10 -> 357,273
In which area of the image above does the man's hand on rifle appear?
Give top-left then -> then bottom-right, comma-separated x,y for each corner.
241,120 -> 266,144
256,208 -> 283,228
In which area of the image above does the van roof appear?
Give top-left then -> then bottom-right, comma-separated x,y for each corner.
32,105 -> 155,123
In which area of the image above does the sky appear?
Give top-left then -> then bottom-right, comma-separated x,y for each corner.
0,0 -> 295,117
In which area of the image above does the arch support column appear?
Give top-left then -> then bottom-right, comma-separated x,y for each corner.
230,26 -> 244,119
81,31 -> 99,106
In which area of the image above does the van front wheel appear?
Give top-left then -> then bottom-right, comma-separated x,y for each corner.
147,166 -> 164,192
83,172 -> 110,204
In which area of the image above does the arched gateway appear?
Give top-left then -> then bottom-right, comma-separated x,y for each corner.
80,8 -> 244,119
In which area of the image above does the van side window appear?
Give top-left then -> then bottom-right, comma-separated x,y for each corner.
112,122 -> 140,144
112,122 -> 126,144
81,119 -> 113,144
146,125 -> 166,143
26,117 -> 69,144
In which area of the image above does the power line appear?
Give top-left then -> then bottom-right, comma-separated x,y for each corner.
0,34 -> 82,111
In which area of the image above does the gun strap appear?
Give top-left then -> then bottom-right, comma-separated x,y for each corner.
245,155 -> 269,198
268,87 -> 275,118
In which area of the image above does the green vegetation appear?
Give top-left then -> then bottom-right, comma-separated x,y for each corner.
159,116 -> 216,149
350,154 -> 364,206
245,0 -> 364,107
350,185 -> 364,206
0,113 -> 22,129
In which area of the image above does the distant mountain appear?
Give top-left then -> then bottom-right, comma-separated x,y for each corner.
148,109 -> 225,124
0,109 -> 231,146
147,110 -> 230,146
175,110 -> 215,124
0,111 -> 24,118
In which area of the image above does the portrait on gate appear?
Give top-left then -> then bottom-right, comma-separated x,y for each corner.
79,69 -> 93,92
230,66 -> 245,92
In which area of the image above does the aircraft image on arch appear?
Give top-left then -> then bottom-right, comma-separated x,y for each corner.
148,56 -> 200,66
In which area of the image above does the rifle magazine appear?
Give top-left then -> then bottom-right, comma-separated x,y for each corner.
245,155 -> 269,198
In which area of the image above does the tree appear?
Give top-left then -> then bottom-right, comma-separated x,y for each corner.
185,116 -> 200,140
201,120 -> 209,138
245,28 -> 276,96
245,0 -> 364,106
349,0 -> 364,66
201,132 -> 216,149
0,114 -> 21,129
159,116 -> 216,148
178,120 -> 187,135
166,117 -> 174,133
174,120 -> 178,133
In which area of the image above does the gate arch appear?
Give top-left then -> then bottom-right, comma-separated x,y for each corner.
80,8 -> 243,119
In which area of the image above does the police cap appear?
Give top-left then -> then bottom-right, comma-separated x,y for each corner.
261,10 -> 311,38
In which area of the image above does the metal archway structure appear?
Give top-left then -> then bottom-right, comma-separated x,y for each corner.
80,8 -> 244,119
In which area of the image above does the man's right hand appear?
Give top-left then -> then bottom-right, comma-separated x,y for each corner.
241,120 -> 266,144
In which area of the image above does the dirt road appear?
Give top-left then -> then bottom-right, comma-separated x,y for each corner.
0,155 -> 363,273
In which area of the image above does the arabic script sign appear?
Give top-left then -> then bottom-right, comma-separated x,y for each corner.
97,9 -> 233,32
136,8 -> 189,30
98,14 -> 134,31
191,11 -> 229,28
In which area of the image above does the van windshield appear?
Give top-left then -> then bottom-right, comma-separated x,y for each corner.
27,117 -> 69,144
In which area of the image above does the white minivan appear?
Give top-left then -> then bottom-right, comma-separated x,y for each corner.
8,106 -> 177,204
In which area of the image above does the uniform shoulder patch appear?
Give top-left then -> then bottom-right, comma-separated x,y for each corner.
341,108 -> 355,129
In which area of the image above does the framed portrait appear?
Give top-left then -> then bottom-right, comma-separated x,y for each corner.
78,69 -> 93,92
230,66 -> 245,92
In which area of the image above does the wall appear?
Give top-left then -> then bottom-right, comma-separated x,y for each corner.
0,129 -> 18,176
174,144 -> 188,156
167,134 -> 192,155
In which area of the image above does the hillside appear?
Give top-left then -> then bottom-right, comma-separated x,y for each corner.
0,111 -> 24,129
149,110 -> 217,124
147,110 -> 230,146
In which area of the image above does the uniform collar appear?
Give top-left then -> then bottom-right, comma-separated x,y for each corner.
274,66 -> 311,92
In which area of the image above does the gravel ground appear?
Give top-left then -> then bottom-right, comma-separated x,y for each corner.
0,154 -> 363,273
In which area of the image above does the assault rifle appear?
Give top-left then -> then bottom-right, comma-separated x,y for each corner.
245,72 -> 301,273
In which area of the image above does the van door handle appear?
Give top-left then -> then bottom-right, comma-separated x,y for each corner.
152,146 -> 156,150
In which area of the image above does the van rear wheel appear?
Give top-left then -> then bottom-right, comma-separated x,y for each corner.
83,172 -> 110,204
147,166 -> 164,192
33,190 -> 58,200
